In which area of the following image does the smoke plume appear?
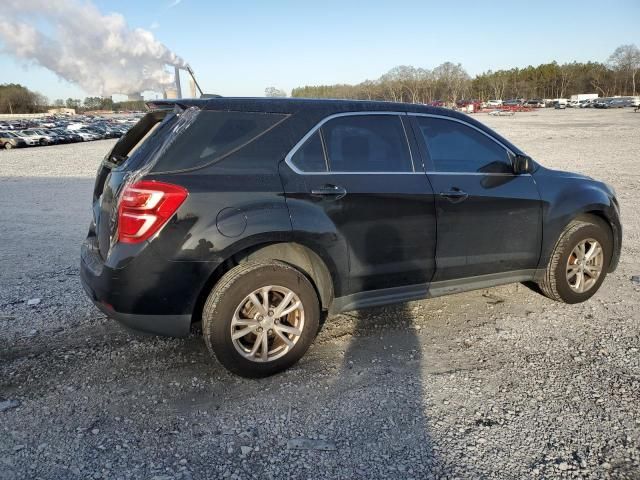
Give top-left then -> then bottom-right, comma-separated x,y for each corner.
0,0 -> 186,96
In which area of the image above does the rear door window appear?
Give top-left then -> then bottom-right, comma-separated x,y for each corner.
321,115 -> 413,172
290,131 -> 327,172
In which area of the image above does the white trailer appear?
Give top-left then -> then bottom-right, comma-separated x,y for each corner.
570,93 -> 598,102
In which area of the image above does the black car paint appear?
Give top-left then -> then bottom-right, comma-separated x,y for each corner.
80,98 -> 622,337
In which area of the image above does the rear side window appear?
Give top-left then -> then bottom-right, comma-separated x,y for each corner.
322,115 -> 413,172
290,131 -> 327,172
152,111 -> 286,172
416,117 -> 512,173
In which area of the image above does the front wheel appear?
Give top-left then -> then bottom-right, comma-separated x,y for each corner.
202,261 -> 320,378
3,142 -> 12,150
538,218 -> 612,303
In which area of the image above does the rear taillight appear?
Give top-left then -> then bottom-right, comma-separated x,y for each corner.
117,180 -> 188,244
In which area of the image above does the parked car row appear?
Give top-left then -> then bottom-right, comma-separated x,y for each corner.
480,96 -> 639,110
590,97 -> 639,108
354,97 -> 637,113
0,114 -> 141,150
453,98 -> 546,109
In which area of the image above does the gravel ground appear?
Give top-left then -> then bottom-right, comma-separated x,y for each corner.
0,109 -> 639,479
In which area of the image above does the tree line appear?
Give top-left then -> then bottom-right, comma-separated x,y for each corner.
0,84 -> 48,114
290,44 -> 640,104
54,96 -> 147,112
0,86 -> 148,114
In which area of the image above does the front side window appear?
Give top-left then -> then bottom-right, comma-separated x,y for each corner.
416,117 -> 512,173
322,115 -> 413,173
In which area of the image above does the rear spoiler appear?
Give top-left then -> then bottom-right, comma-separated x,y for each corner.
145,95 -> 222,112
145,100 -> 192,111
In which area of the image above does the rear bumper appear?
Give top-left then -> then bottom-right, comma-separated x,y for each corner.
81,275 -> 191,337
80,238 -> 199,337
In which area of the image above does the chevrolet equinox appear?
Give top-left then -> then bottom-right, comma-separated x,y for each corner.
81,98 -> 622,377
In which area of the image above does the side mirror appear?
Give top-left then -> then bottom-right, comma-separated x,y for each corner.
513,154 -> 532,174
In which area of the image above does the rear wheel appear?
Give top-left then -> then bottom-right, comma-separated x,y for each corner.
3,142 -> 12,150
538,217 -> 612,303
202,261 -> 320,378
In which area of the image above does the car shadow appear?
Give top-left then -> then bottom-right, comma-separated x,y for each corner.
292,221 -> 462,477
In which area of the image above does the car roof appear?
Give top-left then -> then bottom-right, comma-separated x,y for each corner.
149,97 -> 475,121
146,97 -> 525,156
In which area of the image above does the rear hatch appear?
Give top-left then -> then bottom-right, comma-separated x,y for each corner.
91,104 -> 198,260
90,102 -> 288,260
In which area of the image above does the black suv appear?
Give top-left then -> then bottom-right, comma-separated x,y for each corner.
81,98 -> 622,377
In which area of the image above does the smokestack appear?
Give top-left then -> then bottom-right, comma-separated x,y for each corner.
189,76 -> 197,98
163,88 -> 178,99
174,66 -> 182,99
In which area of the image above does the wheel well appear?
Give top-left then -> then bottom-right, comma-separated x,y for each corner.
191,242 -> 334,325
577,211 -> 614,242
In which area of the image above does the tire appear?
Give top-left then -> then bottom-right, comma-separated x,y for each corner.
538,217 -> 612,304
3,142 -> 12,150
202,261 -> 320,378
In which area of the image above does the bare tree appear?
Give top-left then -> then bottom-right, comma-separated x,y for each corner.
379,67 -> 405,102
264,87 -> 287,97
433,62 -> 470,103
608,44 -> 640,95
359,80 -> 379,100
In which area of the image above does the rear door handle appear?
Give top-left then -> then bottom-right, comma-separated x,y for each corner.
439,188 -> 469,204
311,184 -> 347,200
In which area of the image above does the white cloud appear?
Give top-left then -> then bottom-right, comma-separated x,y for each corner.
167,0 -> 182,7
150,20 -> 160,29
0,0 -> 186,95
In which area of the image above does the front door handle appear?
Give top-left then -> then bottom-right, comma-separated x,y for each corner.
439,188 -> 469,204
311,184 -> 347,200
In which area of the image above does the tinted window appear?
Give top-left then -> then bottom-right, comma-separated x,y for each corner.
321,115 -> 413,172
416,117 -> 512,173
152,110 -> 286,172
290,131 -> 327,172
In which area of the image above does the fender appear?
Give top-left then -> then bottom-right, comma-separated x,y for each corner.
533,167 -> 621,272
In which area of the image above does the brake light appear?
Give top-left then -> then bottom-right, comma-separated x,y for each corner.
117,180 -> 188,244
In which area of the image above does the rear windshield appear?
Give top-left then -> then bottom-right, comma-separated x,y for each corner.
151,110 -> 287,172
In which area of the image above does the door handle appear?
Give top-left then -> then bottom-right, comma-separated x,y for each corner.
439,188 -> 469,204
311,184 -> 347,200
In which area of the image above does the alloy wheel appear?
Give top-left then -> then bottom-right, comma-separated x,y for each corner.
566,238 -> 604,293
230,285 -> 305,362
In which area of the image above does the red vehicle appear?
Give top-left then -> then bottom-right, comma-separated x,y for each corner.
456,99 -> 483,111
427,100 -> 445,107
